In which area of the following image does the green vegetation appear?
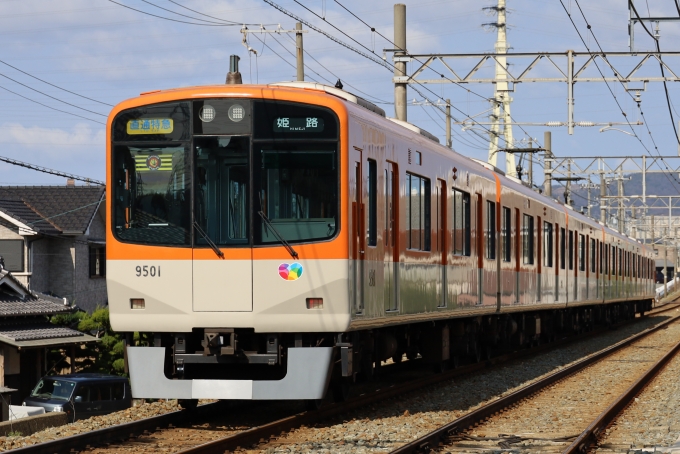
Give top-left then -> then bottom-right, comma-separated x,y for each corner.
49,307 -> 151,376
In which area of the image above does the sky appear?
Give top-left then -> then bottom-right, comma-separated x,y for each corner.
1,0 -> 680,199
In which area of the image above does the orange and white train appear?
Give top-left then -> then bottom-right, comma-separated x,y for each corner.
106,81 -> 655,403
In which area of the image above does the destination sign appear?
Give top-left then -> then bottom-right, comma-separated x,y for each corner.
127,118 -> 174,135
273,117 -> 324,133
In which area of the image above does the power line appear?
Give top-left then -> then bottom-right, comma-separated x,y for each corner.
107,0 -> 244,26
0,84 -> 105,124
330,0 -> 541,148
138,0 -> 240,26
0,59 -> 112,107
166,0 -> 247,24
0,71 -> 106,117
0,155 -> 104,185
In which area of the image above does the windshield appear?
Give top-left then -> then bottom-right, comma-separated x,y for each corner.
254,143 -> 338,244
30,379 -> 75,401
113,144 -> 192,245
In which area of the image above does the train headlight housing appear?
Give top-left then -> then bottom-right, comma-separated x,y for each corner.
306,298 -> 323,309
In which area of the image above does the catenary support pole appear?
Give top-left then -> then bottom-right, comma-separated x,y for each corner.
296,23 -> 304,81
544,131 -> 552,197
394,4 -> 407,121
446,99 -> 452,149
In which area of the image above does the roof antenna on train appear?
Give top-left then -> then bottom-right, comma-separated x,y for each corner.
335,79 -> 343,90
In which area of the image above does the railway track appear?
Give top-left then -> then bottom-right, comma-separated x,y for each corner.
392,305 -> 680,454
8,303 -> 677,454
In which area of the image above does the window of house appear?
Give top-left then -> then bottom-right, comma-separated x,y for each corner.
522,214 -> 534,264
543,221 -> 553,267
0,240 -> 24,272
579,234 -> 585,271
407,173 -> 430,251
502,206 -> 511,262
486,200 -> 496,259
89,245 -> 106,278
452,188 -> 470,256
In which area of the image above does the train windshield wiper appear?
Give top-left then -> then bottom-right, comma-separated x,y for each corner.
257,211 -> 299,260
193,221 -> 224,259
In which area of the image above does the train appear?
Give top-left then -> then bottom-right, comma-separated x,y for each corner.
106,80 -> 655,404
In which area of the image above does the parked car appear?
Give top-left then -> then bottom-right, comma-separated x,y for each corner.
22,373 -> 131,421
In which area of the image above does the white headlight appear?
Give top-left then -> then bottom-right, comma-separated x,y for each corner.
52,406 -> 63,412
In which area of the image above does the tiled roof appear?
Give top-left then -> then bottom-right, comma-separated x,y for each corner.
0,199 -> 61,234
0,270 -> 73,317
0,324 -> 83,342
0,186 -> 104,234
0,291 -> 72,317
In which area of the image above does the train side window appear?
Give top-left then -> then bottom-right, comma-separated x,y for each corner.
452,189 -> 470,256
579,234 -> 585,271
407,173 -> 430,251
618,248 -> 623,276
612,247 -> 616,276
543,221 -> 553,267
599,241 -> 603,274
590,238 -> 596,273
560,227 -> 566,269
568,231 -> 574,270
367,159 -> 377,247
502,206 -> 511,262
522,214 -> 534,265
485,201 -> 496,259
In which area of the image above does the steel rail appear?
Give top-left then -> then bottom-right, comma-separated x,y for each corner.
564,339 -> 680,453
176,304 -> 678,454
7,401 -> 229,454
13,303 -> 675,454
389,308 -> 680,454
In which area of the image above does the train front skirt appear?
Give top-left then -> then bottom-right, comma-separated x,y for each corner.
127,346 -> 334,400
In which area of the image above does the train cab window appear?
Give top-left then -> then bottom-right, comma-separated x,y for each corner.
590,238 -> 596,273
522,214 -> 534,265
112,144 -> 192,246
568,231 -> 574,270
502,206 -> 511,262
579,234 -> 586,271
485,201 -> 496,259
407,173 -> 431,251
452,189 -> 471,256
367,159 -> 377,247
560,227 -> 566,269
195,136 -> 250,245
543,221 -> 553,267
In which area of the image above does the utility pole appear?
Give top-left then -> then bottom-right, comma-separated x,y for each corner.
600,169 -> 606,225
566,161 -> 572,206
296,23 -> 304,81
446,99 -> 452,149
544,131 -> 552,197
394,4 -> 407,121
528,139 -> 533,188
618,169 -> 624,233
484,0 -> 516,177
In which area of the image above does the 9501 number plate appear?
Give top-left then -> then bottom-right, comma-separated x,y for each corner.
135,265 -> 161,277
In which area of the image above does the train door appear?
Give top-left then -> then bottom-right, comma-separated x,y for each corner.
438,179 -> 447,307
477,194 -> 483,305
384,163 -> 398,312
193,136 -> 253,312
352,152 -> 365,313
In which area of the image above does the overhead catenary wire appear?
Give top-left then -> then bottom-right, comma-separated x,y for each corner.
276,0 -> 526,148
559,0 -> 680,192
329,0 -> 541,148
107,0 -> 246,26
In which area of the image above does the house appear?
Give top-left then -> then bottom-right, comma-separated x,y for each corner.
0,269 -> 97,405
0,185 -> 106,313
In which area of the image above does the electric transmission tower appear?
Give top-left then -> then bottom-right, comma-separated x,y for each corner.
483,0 -> 517,177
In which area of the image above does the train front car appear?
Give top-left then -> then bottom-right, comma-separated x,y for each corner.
106,86 -> 350,401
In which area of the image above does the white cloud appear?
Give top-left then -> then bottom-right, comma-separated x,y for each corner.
0,123 -> 104,150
